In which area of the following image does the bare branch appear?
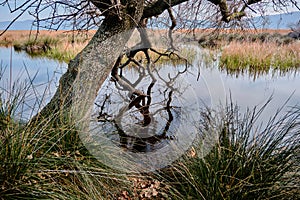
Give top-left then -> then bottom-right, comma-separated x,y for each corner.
167,8 -> 177,50
142,0 -> 188,19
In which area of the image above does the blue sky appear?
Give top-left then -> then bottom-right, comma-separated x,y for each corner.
0,1 -> 299,23
0,4 -> 32,22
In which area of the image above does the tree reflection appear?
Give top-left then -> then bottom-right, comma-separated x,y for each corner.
94,53 -> 189,153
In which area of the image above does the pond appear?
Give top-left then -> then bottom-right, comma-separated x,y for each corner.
0,47 -> 67,120
87,46 -> 300,172
2,47 -> 299,118
1,46 -> 299,171
91,48 -> 300,132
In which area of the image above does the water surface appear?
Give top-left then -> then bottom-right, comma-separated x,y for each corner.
1,46 -> 299,126
0,47 -> 67,120
82,47 -> 300,172
1,45 -> 300,169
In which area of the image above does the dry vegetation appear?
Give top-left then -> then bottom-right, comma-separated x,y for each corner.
0,29 -> 299,70
0,30 -> 95,62
195,29 -> 300,72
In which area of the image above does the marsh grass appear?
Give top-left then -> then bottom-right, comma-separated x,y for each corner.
220,41 -> 300,75
16,37 -> 87,63
160,99 -> 300,199
196,30 -> 300,74
0,107 -> 133,199
2,29 -> 197,64
0,30 -> 94,63
0,118 -> 132,199
197,31 -> 294,48
2,29 -> 299,70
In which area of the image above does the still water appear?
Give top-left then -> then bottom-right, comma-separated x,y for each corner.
0,47 -> 67,120
1,47 -> 299,124
86,47 -> 300,172
1,46 -> 300,171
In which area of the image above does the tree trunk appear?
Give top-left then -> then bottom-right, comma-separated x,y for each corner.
32,1 -> 144,123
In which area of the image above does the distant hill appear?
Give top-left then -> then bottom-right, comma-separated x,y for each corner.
1,11 -> 299,31
0,20 -> 70,31
0,20 -> 36,30
150,11 -> 300,30
253,11 -> 300,29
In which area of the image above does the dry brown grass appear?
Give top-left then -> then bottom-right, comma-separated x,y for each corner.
177,28 -> 290,38
0,30 -> 96,62
0,29 -> 297,66
0,30 -> 96,46
0,29 -> 290,47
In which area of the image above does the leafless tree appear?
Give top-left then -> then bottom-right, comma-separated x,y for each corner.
0,0 -> 299,123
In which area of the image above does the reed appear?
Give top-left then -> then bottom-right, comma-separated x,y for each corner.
160,99 -> 300,199
0,30 -> 94,62
220,41 -> 300,73
0,65 -> 132,199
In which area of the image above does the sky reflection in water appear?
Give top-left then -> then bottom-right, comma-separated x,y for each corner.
0,47 -> 67,120
1,46 -> 299,171
0,46 -> 299,123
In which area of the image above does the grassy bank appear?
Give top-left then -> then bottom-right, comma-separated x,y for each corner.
220,41 -> 300,75
196,31 -> 300,74
0,30 -> 95,62
160,101 -> 300,199
1,29 -> 299,69
1,30 -> 299,74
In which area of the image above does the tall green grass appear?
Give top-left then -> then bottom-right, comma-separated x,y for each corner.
0,66 -> 132,199
1,63 -> 299,199
160,99 -> 300,199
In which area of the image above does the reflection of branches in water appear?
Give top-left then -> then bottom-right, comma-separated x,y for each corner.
112,56 -> 154,126
95,94 -> 111,122
114,90 -> 175,153
94,23 -> 191,152
95,57 -> 183,152
96,73 -> 176,152
164,90 -> 173,133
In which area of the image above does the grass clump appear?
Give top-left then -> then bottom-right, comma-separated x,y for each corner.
1,62 -> 300,199
160,100 -> 300,199
0,115 -> 129,199
220,41 -> 300,75
13,36 -> 78,63
0,71 -> 134,199
0,30 -> 93,63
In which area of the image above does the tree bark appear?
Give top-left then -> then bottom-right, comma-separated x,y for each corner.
32,0 -> 144,123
